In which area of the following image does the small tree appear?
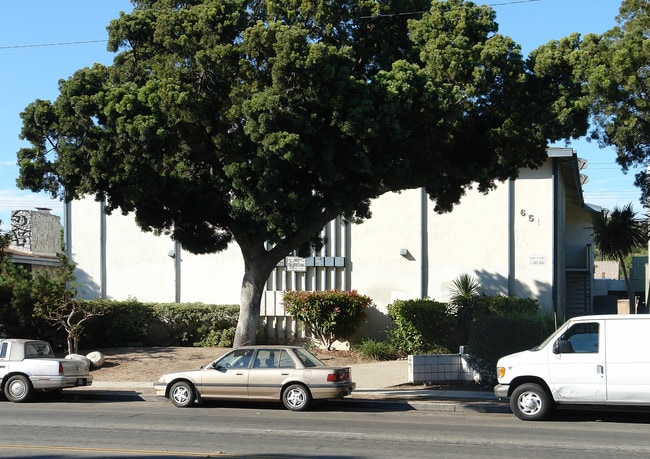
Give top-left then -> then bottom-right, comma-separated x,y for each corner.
283,290 -> 370,350
32,256 -> 102,354
589,203 -> 648,314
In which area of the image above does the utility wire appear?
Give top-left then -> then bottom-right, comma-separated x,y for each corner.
0,0 -> 544,49
360,0 -> 541,19
0,39 -> 107,50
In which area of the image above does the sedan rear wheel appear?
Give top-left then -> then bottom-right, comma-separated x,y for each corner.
169,381 -> 195,408
5,375 -> 33,403
282,384 -> 311,411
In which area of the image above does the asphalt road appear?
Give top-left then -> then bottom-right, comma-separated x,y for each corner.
3,399 -> 650,458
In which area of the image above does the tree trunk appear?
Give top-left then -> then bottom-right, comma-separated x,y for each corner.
619,256 -> 635,314
231,211 -> 342,348
234,273 -> 265,348
67,336 -> 74,355
233,243 -> 280,348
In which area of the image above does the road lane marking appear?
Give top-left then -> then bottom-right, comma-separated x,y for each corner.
0,444 -> 223,457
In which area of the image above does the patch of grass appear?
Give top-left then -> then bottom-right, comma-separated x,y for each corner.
354,338 -> 399,361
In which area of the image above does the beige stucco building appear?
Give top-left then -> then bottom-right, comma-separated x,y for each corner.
65,147 -> 596,338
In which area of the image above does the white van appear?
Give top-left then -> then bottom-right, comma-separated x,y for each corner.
495,314 -> 650,420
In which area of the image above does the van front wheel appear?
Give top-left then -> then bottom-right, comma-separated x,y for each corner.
510,383 -> 553,421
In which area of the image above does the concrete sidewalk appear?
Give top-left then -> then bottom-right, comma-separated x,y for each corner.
350,359 -> 409,389
69,359 -> 507,412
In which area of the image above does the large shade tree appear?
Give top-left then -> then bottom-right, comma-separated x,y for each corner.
582,0 -> 650,203
16,0 -> 590,347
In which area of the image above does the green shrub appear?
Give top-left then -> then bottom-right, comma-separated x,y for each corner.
153,302 -> 239,346
387,299 -> 451,355
194,327 -> 237,347
283,290 -> 371,350
473,295 -> 541,318
467,312 -> 555,385
354,338 -> 399,361
80,299 -> 155,347
80,300 -> 240,348
0,262 -> 36,337
449,294 -> 544,350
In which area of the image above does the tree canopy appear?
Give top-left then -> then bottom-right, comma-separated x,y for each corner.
16,0 -> 590,346
583,0 -> 650,203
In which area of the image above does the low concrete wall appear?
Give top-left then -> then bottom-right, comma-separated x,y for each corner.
408,353 -> 479,384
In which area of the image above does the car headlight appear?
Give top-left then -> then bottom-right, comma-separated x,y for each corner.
158,376 -> 167,383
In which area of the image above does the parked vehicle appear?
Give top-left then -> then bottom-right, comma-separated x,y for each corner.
495,315 -> 650,420
154,345 -> 356,410
0,338 -> 93,402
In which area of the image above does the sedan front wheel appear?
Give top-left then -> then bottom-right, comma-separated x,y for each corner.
169,381 -> 195,408
282,384 -> 311,411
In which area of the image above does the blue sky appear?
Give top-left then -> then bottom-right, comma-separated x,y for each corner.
0,0 -> 639,231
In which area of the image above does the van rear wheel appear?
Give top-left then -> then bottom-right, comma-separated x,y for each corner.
510,383 -> 553,421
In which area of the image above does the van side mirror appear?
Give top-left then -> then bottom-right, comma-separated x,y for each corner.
554,339 -> 574,354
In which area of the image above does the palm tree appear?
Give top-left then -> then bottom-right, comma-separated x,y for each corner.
448,274 -> 482,315
448,274 -> 482,347
589,203 -> 648,314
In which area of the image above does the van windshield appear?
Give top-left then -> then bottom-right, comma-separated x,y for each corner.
531,328 -> 562,351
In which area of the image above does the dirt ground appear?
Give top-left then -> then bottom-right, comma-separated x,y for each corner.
85,346 -> 370,382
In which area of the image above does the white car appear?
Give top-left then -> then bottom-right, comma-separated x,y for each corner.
0,339 -> 92,402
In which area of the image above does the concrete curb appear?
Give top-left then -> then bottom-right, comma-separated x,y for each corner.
64,388 -> 510,413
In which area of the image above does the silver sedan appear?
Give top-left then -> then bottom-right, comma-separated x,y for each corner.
154,345 -> 356,411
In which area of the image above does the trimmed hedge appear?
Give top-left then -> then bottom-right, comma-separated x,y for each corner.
387,299 -> 450,355
386,295 -> 554,385
467,313 -> 555,385
472,295 -> 540,317
79,300 -> 240,348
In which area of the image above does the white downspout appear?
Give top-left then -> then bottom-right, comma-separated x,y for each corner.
420,187 -> 428,298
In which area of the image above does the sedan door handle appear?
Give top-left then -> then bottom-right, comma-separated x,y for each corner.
597,365 -> 604,374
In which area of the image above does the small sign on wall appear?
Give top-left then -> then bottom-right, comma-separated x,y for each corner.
529,254 -> 547,265
286,256 -> 307,272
